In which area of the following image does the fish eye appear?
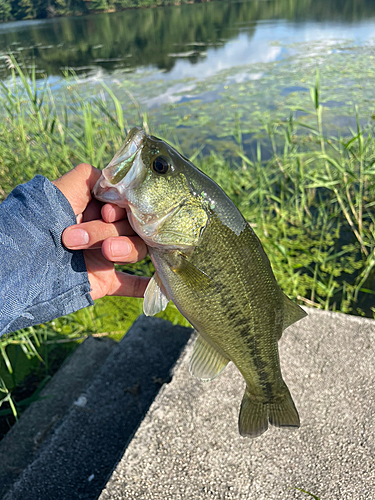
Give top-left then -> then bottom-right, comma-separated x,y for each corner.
152,156 -> 170,174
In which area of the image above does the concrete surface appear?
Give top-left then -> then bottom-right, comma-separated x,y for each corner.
99,309 -> 375,500
0,335 -> 116,499
3,317 -> 192,500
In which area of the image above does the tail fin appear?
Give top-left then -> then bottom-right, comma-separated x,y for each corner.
238,392 -> 268,438
238,387 -> 300,438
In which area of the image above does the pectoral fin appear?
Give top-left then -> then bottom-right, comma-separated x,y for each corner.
143,274 -> 170,316
166,252 -> 219,295
189,333 -> 230,381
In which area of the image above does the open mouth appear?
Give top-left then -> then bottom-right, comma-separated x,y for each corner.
93,127 -> 145,203
105,127 -> 146,185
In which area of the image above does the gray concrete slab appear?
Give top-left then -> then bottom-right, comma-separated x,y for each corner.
99,309 -> 375,500
3,317 -> 192,500
0,335 -> 116,499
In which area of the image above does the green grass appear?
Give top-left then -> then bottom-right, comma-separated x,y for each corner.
1,56 -> 375,441
294,488 -> 321,499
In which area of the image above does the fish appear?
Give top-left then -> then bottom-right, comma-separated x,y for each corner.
93,127 -> 307,438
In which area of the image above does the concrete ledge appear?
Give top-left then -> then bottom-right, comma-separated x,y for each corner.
0,335 -> 116,499
4,310 -> 375,500
99,309 -> 375,500
4,316 -> 192,500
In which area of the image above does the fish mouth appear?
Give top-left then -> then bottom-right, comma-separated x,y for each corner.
93,127 -> 146,204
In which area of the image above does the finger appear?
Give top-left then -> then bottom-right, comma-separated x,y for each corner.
102,236 -> 148,263
109,271 -> 150,298
101,203 -> 127,223
52,164 -> 101,215
83,248 -> 149,300
62,219 -> 136,250
82,198 -> 103,223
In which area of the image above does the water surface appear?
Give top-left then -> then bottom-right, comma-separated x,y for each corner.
1,0 -> 375,81
1,0 -> 375,154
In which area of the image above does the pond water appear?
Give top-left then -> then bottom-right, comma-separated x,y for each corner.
1,0 -> 375,154
1,0 -> 375,81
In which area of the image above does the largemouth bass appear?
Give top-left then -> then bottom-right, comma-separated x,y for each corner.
93,127 -> 307,438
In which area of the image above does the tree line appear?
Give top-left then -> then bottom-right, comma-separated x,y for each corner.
0,0 -> 373,24
0,0 -> 206,22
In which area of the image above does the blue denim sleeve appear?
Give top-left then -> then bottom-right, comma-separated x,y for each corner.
0,175 -> 94,336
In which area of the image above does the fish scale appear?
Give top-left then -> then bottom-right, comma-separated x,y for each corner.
93,127 -> 307,438
172,216 -> 284,394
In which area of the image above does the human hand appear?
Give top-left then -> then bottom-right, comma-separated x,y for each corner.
52,163 -> 149,300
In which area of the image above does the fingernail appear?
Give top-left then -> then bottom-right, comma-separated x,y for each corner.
106,206 -> 116,222
110,239 -> 131,257
64,228 -> 89,247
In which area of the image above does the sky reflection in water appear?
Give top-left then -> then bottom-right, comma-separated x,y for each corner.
1,1 -> 375,119
138,18 -> 375,108
158,19 -> 375,81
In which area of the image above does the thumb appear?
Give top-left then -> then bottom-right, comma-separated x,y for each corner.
52,164 -> 101,215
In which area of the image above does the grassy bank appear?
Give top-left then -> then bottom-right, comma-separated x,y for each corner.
1,60 -> 375,436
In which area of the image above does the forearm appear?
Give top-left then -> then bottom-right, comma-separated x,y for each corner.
0,176 -> 94,336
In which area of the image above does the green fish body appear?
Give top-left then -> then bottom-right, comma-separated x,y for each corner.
93,127 -> 307,437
